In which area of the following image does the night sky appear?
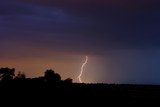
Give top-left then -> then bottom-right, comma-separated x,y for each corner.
1,0 -> 160,84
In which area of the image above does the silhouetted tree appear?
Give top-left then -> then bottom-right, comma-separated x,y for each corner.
15,72 -> 26,80
64,78 -> 73,84
44,69 -> 61,82
0,67 -> 15,81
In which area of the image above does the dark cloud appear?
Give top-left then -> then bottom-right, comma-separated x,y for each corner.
1,0 -> 160,52
19,0 -> 160,9
16,0 -> 160,20
1,0 -> 160,84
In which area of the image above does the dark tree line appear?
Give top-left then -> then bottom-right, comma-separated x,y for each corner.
0,68 -> 15,81
0,68 -> 160,105
0,67 -> 72,84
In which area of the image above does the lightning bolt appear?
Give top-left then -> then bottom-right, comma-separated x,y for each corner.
78,56 -> 88,83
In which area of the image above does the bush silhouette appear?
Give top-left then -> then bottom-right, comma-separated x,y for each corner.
15,72 -> 26,80
64,78 -> 73,84
0,67 -> 15,81
44,69 -> 61,83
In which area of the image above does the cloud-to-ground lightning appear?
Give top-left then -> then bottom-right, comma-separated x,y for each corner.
78,56 -> 88,83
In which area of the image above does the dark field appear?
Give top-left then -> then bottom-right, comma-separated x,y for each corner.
0,68 -> 160,106
1,81 -> 160,106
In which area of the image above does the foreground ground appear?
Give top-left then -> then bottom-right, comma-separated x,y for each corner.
0,82 -> 160,106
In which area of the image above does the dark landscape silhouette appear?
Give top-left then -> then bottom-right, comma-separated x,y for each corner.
0,67 -> 160,106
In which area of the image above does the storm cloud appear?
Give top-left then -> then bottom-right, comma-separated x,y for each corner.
1,0 -> 160,84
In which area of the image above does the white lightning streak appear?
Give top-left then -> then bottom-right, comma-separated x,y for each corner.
78,56 -> 88,83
